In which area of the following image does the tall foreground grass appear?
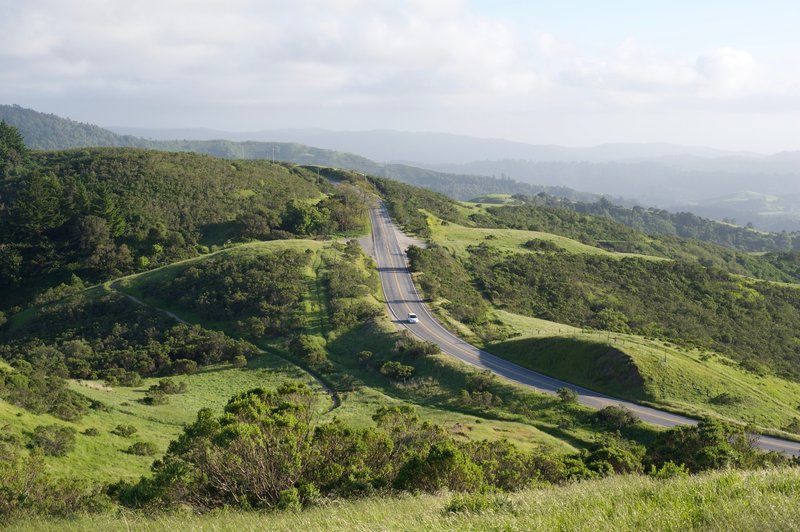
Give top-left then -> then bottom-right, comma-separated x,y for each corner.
11,467 -> 800,531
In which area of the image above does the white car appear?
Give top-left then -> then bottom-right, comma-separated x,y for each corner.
407,313 -> 419,324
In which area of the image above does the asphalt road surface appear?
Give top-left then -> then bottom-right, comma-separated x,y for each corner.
369,203 -> 800,456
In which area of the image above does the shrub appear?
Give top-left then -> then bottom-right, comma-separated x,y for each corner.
83,428 -> 99,437
277,488 -> 301,511
104,368 -> 143,387
125,441 -> 158,456
139,390 -> 168,406
151,378 -> 188,395
289,335 -> 328,365
380,361 -> 415,382
395,441 -> 484,493
112,424 -> 138,438
170,359 -> 198,375
557,387 -> 578,404
231,355 -> 248,368
357,350 -> 374,366
29,425 -> 76,456
648,461 -> 690,479
522,239 -> 562,252
596,405 -> 638,430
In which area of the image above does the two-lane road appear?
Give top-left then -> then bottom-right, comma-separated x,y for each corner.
369,203 -> 800,456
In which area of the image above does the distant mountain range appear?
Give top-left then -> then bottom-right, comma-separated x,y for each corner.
108,125 -> 758,165
0,104 -> 601,204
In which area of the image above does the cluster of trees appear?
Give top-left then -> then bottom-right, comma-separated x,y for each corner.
0,360 -> 92,421
112,383 -> 784,512
0,292 -> 259,382
323,240 -> 382,330
406,245 -> 488,326
369,176 -> 467,237
142,250 -> 311,337
518,194 -> 800,253
466,244 -> 800,381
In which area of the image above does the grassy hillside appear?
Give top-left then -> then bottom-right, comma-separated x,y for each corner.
485,311 -> 800,437
116,240 -> 589,453
0,354 -> 318,482
385,207 -> 800,434
16,467 -> 800,531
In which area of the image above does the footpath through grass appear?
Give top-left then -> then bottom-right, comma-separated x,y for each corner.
16,467 -> 800,531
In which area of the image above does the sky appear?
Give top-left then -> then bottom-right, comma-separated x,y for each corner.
2,0 -> 799,152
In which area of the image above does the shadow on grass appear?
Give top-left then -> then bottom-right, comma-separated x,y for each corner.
487,335 -> 651,402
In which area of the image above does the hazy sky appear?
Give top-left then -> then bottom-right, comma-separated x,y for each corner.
2,0 -> 799,152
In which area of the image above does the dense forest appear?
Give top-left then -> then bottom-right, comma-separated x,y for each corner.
0,290 -> 260,383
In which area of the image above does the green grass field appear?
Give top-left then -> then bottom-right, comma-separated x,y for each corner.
15,467 -> 800,531
427,214 -> 665,261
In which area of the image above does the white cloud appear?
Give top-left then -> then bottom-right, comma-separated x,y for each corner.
696,47 -> 759,96
0,0 -> 548,108
1,0 -> 799,150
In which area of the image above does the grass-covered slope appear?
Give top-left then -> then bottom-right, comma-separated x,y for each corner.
18,468 -> 800,531
0,239 -> 583,487
486,311 -> 800,437
0,355 -> 318,482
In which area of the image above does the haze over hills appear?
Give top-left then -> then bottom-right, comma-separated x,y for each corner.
0,104 -> 602,204
7,103 -> 800,231
108,125 -> 755,164
109,124 -> 800,231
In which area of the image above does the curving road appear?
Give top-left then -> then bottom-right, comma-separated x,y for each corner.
369,203 -> 800,456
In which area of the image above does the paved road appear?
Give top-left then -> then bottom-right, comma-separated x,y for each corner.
369,203 -> 800,456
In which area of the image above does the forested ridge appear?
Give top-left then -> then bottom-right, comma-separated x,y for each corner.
506,194 -> 800,252
0,122 -> 367,310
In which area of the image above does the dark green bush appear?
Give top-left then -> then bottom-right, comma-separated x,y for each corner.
29,425 -> 76,456
124,441 -> 158,456
111,424 -> 138,438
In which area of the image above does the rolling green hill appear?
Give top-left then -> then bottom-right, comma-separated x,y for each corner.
0,126 -> 370,310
